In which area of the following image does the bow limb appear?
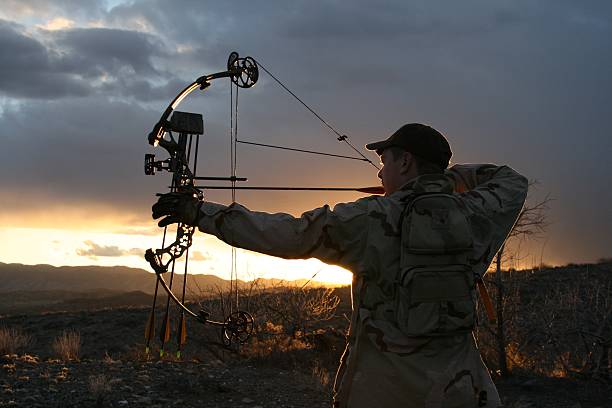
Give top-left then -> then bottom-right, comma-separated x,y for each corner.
149,51 -> 259,147
156,269 -> 254,344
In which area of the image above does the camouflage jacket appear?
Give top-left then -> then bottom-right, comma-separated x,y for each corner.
197,164 -> 528,408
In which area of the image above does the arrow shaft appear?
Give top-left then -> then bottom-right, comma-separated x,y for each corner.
191,185 -> 384,193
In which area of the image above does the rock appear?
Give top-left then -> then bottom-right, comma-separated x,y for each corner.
512,395 -> 536,408
520,379 -> 538,389
117,400 -> 129,406
242,397 -> 255,403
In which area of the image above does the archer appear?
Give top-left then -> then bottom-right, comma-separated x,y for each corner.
152,123 -> 527,408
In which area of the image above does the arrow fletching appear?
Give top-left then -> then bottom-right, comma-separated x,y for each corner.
144,311 -> 155,342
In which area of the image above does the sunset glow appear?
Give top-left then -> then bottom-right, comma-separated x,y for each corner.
0,225 -> 353,286
1,0 -> 610,290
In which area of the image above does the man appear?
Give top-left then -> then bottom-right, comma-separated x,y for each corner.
153,123 -> 528,407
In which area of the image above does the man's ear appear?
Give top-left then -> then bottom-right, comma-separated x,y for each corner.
401,151 -> 415,173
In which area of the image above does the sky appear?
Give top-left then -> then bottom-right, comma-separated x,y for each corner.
1,0 -> 610,285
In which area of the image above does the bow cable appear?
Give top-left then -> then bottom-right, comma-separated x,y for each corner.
176,134 -> 197,358
236,140 -> 368,161
254,59 -> 380,171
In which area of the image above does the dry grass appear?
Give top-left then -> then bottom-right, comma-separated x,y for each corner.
0,327 -> 31,355
88,374 -> 111,407
194,281 -> 341,350
477,263 -> 612,380
52,330 -> 81,361
311,359 -> 331,391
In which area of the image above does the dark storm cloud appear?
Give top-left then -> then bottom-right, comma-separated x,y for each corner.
54,27 -> 166,78
282,1 -> 522,40
0,0 -> 105,21
0,20 -> 176,100
0,20 -> 90,98
0,96 -> 160,214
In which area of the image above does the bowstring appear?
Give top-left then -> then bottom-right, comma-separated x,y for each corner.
229,80 -> 240,316
233,83 -> 240,313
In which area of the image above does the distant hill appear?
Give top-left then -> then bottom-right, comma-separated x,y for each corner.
0,262 -> 340,314
0,262 -> 336,295
0,262 -> 231,294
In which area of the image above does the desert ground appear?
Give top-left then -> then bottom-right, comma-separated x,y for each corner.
0,262 -> 610,407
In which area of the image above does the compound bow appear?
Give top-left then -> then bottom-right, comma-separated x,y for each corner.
144,52 -> 257,354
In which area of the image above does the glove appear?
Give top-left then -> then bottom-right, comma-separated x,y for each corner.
152,191 -> 202,228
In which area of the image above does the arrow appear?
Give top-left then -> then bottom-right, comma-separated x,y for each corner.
190,185 -> 385,194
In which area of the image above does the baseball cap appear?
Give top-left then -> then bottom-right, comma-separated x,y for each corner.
365,123 -> 452,169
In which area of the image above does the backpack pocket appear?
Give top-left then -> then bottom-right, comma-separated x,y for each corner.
396,265 -> 474,336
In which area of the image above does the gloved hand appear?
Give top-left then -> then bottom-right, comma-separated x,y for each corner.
152,191 -> 202,227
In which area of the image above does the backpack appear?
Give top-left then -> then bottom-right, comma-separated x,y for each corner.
395,174 -> 476,337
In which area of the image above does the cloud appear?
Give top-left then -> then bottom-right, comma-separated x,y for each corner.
190,251 -> 212,261
75,240 -> 209,262
0,19 -> 90,99
0,96 -> 158,208
36,17 -> 75,31
0,0 -> 105,21
53,27 -> 167,78
76,240 -> 124,258
0,19 -> 176,100
76,240 -> 145,259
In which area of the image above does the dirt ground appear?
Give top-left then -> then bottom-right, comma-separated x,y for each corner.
1,353 -> 610,407
0,304 -> 610,407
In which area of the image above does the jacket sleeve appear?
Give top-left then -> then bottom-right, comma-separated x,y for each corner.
195,198 -> 372,271
446,164 -> 529,276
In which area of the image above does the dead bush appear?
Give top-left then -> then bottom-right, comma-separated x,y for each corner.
195,280 -> 341,341
88,374 -> 111,407
311,359 -> 331,391
251,283 -> 340,338
477,264 -> 612,380
0,327 -> 31,355
52,330 -> 81,361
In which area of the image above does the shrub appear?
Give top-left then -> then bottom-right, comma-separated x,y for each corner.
476,265 -> 612,380
52,330 -> 81,361
88,374 -> 111,407
0,327 -> 31,355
